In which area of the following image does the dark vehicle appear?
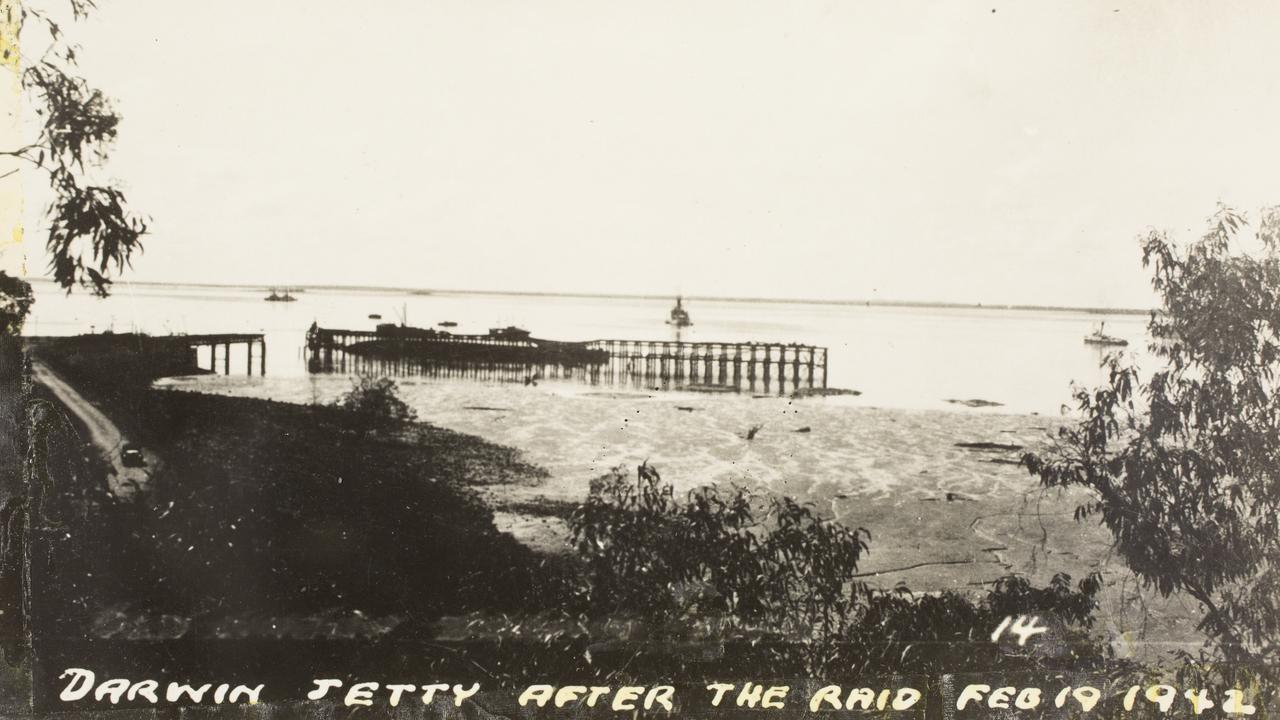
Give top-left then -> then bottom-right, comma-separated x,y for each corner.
121,443 -> 146,468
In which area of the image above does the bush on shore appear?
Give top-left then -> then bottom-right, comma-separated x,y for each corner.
569,462 -> 1112,677
333,373 -> 417,432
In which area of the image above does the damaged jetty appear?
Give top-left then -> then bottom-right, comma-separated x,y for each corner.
306,321 -> 829,393
307,321 -> 609,365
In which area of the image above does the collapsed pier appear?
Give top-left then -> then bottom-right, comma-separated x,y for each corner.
306,324 -> 828,392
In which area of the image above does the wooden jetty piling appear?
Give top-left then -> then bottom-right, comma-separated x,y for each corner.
21,332 -> 267,378
181,333 -> 266,376
580,339 -> 828,392
305,324 -> 829,392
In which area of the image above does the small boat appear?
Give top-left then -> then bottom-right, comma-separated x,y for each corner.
438,321 -> 458,328
368,313 -> 382,320
666,296 -> 693,327
264,288 -> 296,302
1084,322 -> 1127,346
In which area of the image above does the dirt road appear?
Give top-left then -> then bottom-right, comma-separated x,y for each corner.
31,361 -> 154,498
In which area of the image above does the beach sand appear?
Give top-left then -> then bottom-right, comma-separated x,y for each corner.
159,374 -> 1206,661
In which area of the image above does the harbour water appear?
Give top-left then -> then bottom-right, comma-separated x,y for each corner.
26,280 -> 1149,415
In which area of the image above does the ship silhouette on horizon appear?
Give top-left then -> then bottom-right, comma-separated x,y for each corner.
666,295 -> 693,327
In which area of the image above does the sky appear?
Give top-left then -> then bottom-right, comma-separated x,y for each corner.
9,1 -> 1280,308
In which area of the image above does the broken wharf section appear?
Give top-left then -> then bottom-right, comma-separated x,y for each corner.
306,323 -> 829,392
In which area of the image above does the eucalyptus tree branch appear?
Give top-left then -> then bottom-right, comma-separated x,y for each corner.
2,0 -> 147,297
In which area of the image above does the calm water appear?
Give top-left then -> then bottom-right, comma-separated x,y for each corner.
25,282 -> 1149,414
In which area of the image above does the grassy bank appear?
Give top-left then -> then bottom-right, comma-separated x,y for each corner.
27,335 -> 568,638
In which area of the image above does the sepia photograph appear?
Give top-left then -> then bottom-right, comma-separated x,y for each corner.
0,1 -> 1278,717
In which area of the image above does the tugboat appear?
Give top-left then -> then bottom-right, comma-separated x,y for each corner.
666,296 -> 693,327
1084,322 -> 1127,347
264,287 -> 297,302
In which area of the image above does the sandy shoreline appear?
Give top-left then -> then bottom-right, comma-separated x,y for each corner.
158,373 -> 1206,660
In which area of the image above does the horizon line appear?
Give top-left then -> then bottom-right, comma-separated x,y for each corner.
25,276 -> 1153,316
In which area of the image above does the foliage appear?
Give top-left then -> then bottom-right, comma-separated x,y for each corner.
3,0 -> 147,297
0,272 -> 32,336
850,573 -> 1105,675
570,463 -> 869,637
569,462 -> 1109,677
1024,204 -> 1280,666
334,373 -> 417,430
570,462 -> 869,674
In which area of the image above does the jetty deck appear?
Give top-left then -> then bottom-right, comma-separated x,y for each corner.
306,325 -> 828,391
183,333 -> 266,375
25,332 -> 266,376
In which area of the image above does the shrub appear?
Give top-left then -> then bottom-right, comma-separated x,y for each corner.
334,374 -> 417,430
570,462 -> 869,637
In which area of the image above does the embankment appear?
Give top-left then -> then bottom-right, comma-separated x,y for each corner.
26,335 -> 567,641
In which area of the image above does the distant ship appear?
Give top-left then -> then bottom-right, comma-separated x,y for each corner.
438,321 -> 458,327
264,288 -> 297,302
1084,322 -> 1127,346
666,296 -> 693,327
